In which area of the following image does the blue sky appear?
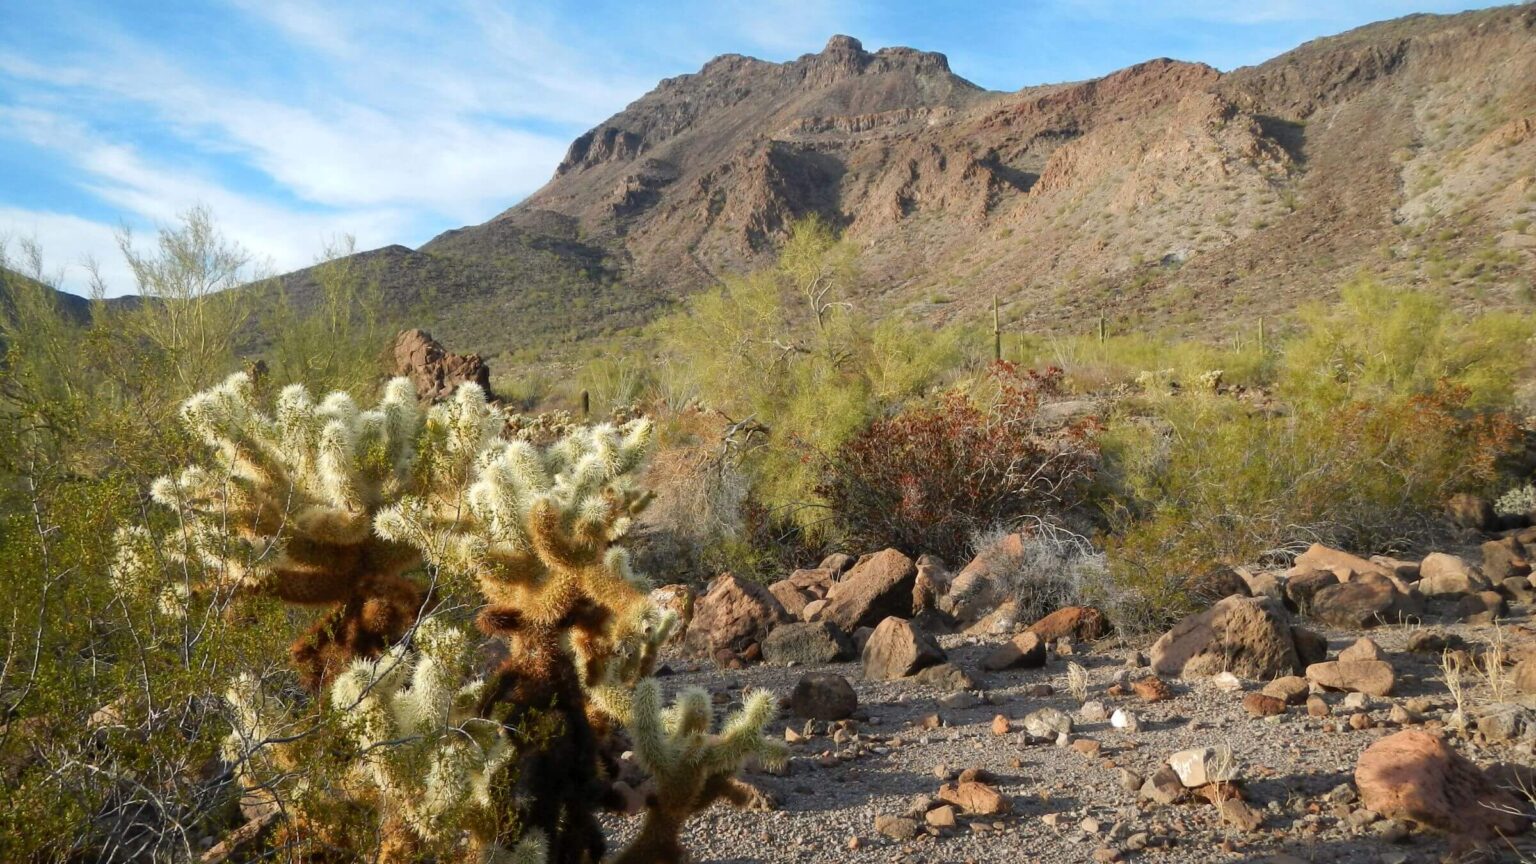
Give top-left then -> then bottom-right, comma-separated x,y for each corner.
0,0 -> 1507,295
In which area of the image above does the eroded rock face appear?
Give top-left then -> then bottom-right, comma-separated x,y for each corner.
1150,595 -> 1300,680
1355,730 -> 1530,840
1028,606 -> 1112,643
1310,576 -> 1422,628
790,672 -> 858,720
762,621 -> 854,665
861,616 -> 945,680
392,328 -> 493,403
683,573 -> 790,663
816,549 -> 918,631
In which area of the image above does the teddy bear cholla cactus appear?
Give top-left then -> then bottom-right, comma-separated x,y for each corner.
113,372 -> 504,687
373,409 -> 787,863
326,618 -> 543,863
126,373 -> 784,861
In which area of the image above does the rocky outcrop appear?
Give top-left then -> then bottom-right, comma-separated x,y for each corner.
1150,596 -> 1301,680
392,329 -> 493,403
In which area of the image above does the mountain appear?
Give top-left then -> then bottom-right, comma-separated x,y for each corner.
290,6 -> 1536,357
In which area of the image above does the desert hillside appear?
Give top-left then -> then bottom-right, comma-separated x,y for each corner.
264,5 -> 1536,357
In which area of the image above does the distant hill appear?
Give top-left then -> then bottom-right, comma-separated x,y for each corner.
0,267 -> 96,325
265,5 -> 1536,357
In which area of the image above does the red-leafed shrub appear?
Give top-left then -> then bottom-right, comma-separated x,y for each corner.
815,364 -> 1100,562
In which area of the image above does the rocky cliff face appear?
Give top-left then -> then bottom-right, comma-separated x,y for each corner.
280,6 -> 1536,357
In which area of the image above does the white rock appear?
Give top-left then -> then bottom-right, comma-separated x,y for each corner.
1342,692 -> 1372,711
1110,709 -> 1141,732
1211,671 -> 1244,693
1168,744 -> 1238,788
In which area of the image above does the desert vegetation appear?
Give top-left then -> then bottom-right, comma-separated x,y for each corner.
3,208 -> 1536,862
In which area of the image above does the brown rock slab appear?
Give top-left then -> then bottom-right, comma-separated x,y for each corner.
938,780 -> 1009,815
980,631 -> 1047,671
1311,576 -> 1422,629
1028,605 -> 1112,643
1243,692 -> 1287,716
1355,730 -> 1530,840
861,616 -> 945,681
1150,595 -> 1300,680
1261,676 -> 1310,705
817,549 -> 918,631
1306,660 -> 1396,697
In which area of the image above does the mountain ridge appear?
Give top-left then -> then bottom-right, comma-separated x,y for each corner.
39,6 -> 1536,359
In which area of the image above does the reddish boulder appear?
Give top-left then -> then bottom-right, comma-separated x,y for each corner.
683,573 -> 790,663
861,617 -> 945,681
1150,595 -> 1300,680
790,672 -> 858,721
392,328 -> 493,403
816,548 -> 918,631
980,631 -> 1047,671
1311,575 -> 1423,628
1028,605 -> 1112,643
768,580 -> 814,618
941,533 -> 1024,622
1356,730 -> 1529,840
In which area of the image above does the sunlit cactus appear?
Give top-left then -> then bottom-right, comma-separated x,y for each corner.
113,373 -> 506,686
327,618 -> 520,862
375,419 -> 654,601
128,372 -> 779,862
608,682 -> 787,864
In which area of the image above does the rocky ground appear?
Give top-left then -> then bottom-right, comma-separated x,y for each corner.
601,542 -> 1536,863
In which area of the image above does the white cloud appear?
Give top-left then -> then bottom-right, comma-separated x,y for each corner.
0,106 -> 427,295
0,207 -> 130,296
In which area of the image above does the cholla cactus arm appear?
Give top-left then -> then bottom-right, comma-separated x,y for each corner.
327,618 -> 521,856
608,680 -> 786,864
119,374 -> 514,687
376,418 -> 654,608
